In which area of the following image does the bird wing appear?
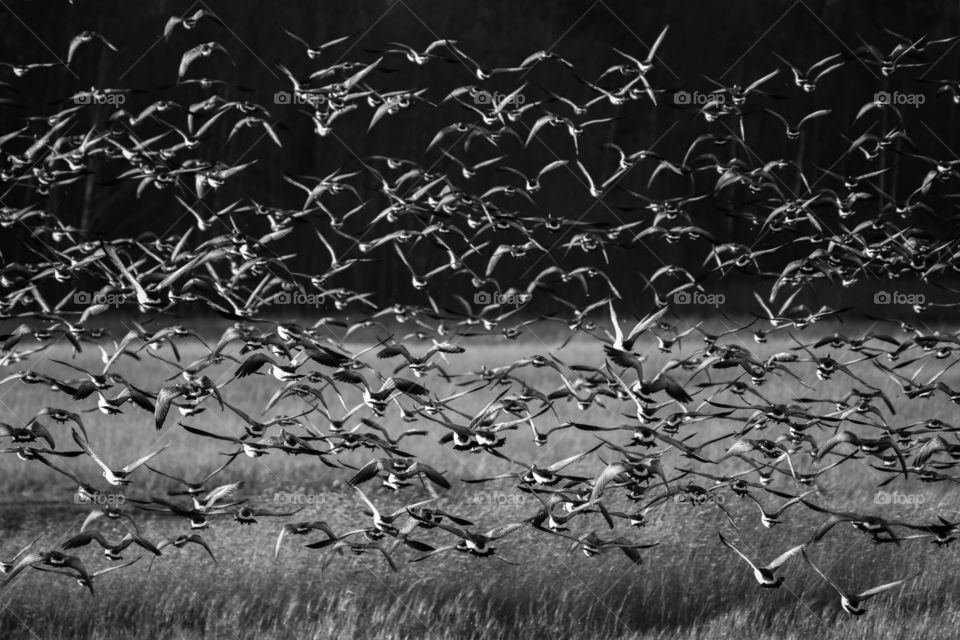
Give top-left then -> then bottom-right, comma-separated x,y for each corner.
718,532 -> 759,570
625,306 -> 670,344
802,549 -> 845,596
179,45 -> 203,79
815,431 -> 856,462
154,385 -> 185,430
67,34 -> 85,65
72,429 -> 111,474
485,522 -> 523,540
764,544 -> 805,571
856,574 -> 920,600
163,16 -> 183,40
121,443 -> 169,473
347,459 -> 383,486
590,463 -> 629,503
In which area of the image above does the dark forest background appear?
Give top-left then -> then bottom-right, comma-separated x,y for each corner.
2,0 -> 960,317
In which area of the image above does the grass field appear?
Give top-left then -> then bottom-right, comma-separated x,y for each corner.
1,326 -> 958,639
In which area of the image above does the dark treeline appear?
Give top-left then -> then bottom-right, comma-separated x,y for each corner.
2,0 -> 960,315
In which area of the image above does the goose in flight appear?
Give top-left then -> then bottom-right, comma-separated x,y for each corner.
35,557 -> 140,596
348,457 -> 450,490
60,531 -> 161,560
282,30 -> 351,59
409,522 -> 524,564
178,42 -> 234,80
67,31 -> 117,66
332,372 -> 429,415
72,429 -> 168,486
155,534 -> 217,565
803,548 -> 920,615
164,10 -> 225,41
718,532 -> 804,587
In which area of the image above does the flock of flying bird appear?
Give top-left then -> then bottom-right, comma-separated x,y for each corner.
1,10 -> 960,617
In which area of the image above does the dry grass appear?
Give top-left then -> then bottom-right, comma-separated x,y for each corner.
0,328 -> 958,639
